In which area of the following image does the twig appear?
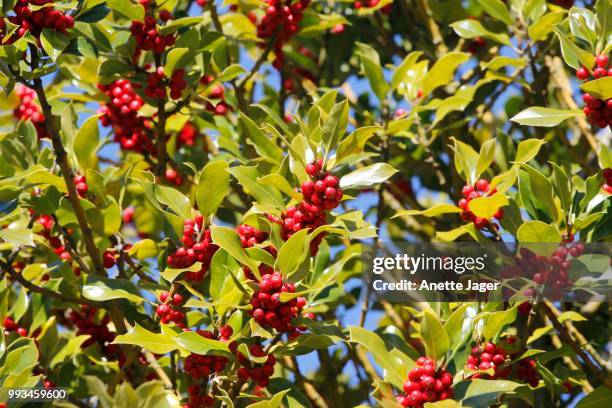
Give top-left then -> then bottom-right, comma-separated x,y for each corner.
0,259 -> 99,307
540,302 -> 612,388
29,46 -> 105,276
154,55 -> 169,177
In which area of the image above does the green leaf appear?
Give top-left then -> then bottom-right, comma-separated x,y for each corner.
580,77 -> 612,100
106,0 -> 144,20
82,284 -> 145,304
127,239 -> 158,260
515,139 -> 546,163
451,138 -> 480,184
516,220 -> 562,243
391,51 -> 423,90
528,11 -> 565,42
348,326 -> 408,390
419,309 -> 449,362
239,114 -> 282,163
164,48 -> 191,76
460,379 -> 523,407
275,229 -> 310,277
424,401 -> 461,408
210,226 -> 259,276
161,262 -> 203,282
553,28 -> 596,70
339,163 -> 398,190
113,324 -> 178,354
436,224 -> 482,242
450,20 -> 511,46
596,0 -> 611,52
246,390 -> 290,408
217,64 -> 247,82
0,227 -> 34,246
474,0 -> 513,25
154,184 -> 192,220
393,204 -> 462,218
196,160 -> 229,217
322,100 -> 349,156
74,114 -> 100,171
468,193 -> 508,219
421,52 -> 471,96
511,107 -> 584,127
476,139 -> 496,178
483,56 -> 527,71
576,385 -> 612,408
335,126 -> 380,166
40,29 -> 69,61
258,174 -> 301,200
482,306 -> 517,340
173,331 -> 230,355
551,163 -> 571,213
523,164 -> 559,222
49,335 -> 91,368
568,7 -> 598,49
228,166 -> 284,208
356,43 -> 389,102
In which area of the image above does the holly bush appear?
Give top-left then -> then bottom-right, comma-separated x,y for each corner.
0,0 -> 610,407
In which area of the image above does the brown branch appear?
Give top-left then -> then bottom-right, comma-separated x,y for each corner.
540,302 -> 612,388
30,72 -> 105,276
154,57 -> 169,177
0,259 -> 99,307
281,356 -> 328,408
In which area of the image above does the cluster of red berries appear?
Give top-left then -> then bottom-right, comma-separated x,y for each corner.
98,79 -> 154,153
256,0 -> 310,69
130,6 -> 176,56
397,357 -> 454,407
166,216 -> 218,281
13,85 -> 48,139
457,178 -> 503,230
73,174 -> 88,198
354,0 -> 392,13
200,75 -> 230,116
64,306 -> 115,348
37,214 -> 70,262
465,342 -> 510,379
302,160 -> 343,210
516,358 -> 539,387
269,160 -> 341,254
5,0 -> 74,41
156,291 -> 186,326
3,316 -> 29,337
177,122 -> 199,147
145,68 -> 187,100
576,54 -> 611,129
503,244 -> 584,296
276,202 -> 326,242
234,342 -> 277,388
602,168 -> 612,194
249,271 -> 307,333
184,327 -> 232,379
237,224 -> 269,248
184,384 -> 214,408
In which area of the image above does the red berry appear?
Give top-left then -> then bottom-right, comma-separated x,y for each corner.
576,67 -> 589,80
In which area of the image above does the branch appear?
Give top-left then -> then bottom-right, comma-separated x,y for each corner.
281,356 -> 328,408
0,259 -> 99,307
154,56 -> 169,177
540,302 -> 612,388
28,47 -> 104,277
